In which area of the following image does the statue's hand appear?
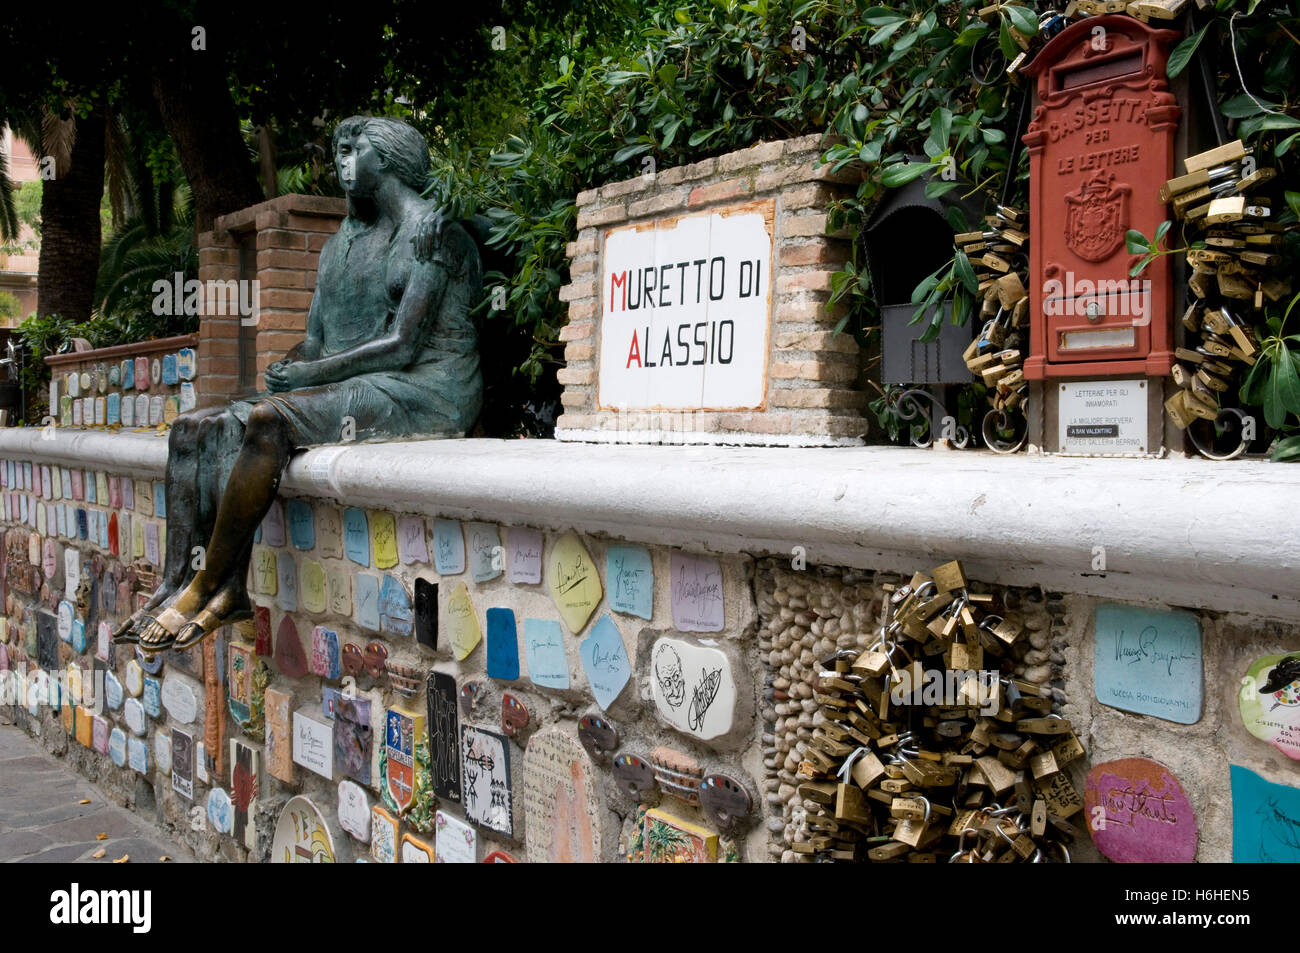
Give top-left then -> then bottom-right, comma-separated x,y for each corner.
413,207 -> 448,263
265,359 -> 313,393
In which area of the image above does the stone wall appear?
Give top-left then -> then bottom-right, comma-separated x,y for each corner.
556,135 -> 869,447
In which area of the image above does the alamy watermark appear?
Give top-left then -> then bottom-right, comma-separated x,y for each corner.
1042,272 -> 1152,327
890,666 -> 1001,716
151,271 -> 260,326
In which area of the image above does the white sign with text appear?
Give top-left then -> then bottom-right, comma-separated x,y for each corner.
1058,379 -> 1148,455
599,202 -> 773,411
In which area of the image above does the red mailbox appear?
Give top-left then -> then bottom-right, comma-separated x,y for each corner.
1022,15 -> 1181,380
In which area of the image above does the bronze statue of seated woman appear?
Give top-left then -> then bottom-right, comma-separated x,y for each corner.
115,116 -> 482,653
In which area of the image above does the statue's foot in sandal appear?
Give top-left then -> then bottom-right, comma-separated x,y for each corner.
112,578 -> 180,644
173,584 -> 253,651
137,577 -> 216,654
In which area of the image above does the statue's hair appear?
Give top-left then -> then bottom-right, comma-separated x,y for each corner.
332,116 -> 430,192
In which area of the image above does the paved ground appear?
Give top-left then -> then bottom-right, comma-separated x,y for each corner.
0,726 -> 194,863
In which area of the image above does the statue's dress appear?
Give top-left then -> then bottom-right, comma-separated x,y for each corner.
230,215 -> 483,446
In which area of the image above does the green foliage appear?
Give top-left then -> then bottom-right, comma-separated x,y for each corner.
0,291 -> 20,322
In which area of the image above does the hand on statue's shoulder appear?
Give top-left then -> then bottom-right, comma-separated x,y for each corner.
412,208 -> 476,280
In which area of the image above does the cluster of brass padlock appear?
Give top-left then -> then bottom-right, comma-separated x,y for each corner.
959,206 -> 1030,415
1074,0 -> 1192,22
996,2 -> 1192,78
793,561 -> 1084,862
1161,140 -> 1290,430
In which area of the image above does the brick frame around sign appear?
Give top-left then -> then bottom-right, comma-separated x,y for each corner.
556,134 -> 865,447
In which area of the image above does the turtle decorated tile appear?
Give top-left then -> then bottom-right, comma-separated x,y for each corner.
546,532 -> 602,635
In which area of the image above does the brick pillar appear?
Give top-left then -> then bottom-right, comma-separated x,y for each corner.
196,194 -> 345,407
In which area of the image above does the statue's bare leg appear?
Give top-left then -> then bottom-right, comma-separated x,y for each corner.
138,402 -> 292,652
114,407 -> 226,642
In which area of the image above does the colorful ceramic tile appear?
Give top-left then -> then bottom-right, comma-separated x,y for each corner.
108,728 -> 127,767
274,615 -> 308,679
445,582 -> 481,661
370,511 -> 398,569
207,788 -> 233,834
309,626 -> 340,679
397,515 -> 428,564
343,507 -> 370,566
400,833 -> 435,863
316,505 -> 343,558
521,618 -> 568,689
152,728 -> 171,774
273,796 -> 336,863
354,573 -> 380,630
171,728 -> 193,799
142,675 -> 162,718
382,705 -> 429,821
120,392 -> 134,426
370,806 -> 398,863
639,808 -> 718,863
1085,758 -> 1197,863
326,563 -> 352,616
160,674 -> 198,724
1093,603 -> 1202,724
547,531 -> 602,635
178,382 -> 196,412
134,357 -> 149,390
299,559 -> 326,614
523,728 -> 602,863
507,527 -> 543,584
252,547 -> 277,595
283,499 -> 314,551
92,716 -> 109,755
124,696 -> 146,736
124,658 -> 144,696
607,545 -> 653,620
379,574 -> 412,637
177,347 -> 196,380
486,608 -> 520,681
228,641 -> 257,725
460,725 -> 512,836
273,553 -> 298,613
260,500 -> 286,548
580,614 -> 630,711
75,706 -> 94,748
134,393 -> 149,424
263,687 -> 293,783
338,779 -> 371,843
434,810 -> 476,862
670,551 -> 724,632
1241,653 -> 1300,760
149,395 -> 164,425
427,671 -> 461,803
432,518 -> 465,575
1230,764 -> 1300,862
414,578 -> 438,650
161,352 -> 178,386
293,710 -> 334,779
650,636 -> 736,741
335,696 -> 373,786
104,672 -> 124,711
127,736 -> 149,774
231,739 -> 262,849
254,606 -> 273,656
466,522 -> 502,583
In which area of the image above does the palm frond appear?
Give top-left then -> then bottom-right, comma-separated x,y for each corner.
40,105 -> 75,178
